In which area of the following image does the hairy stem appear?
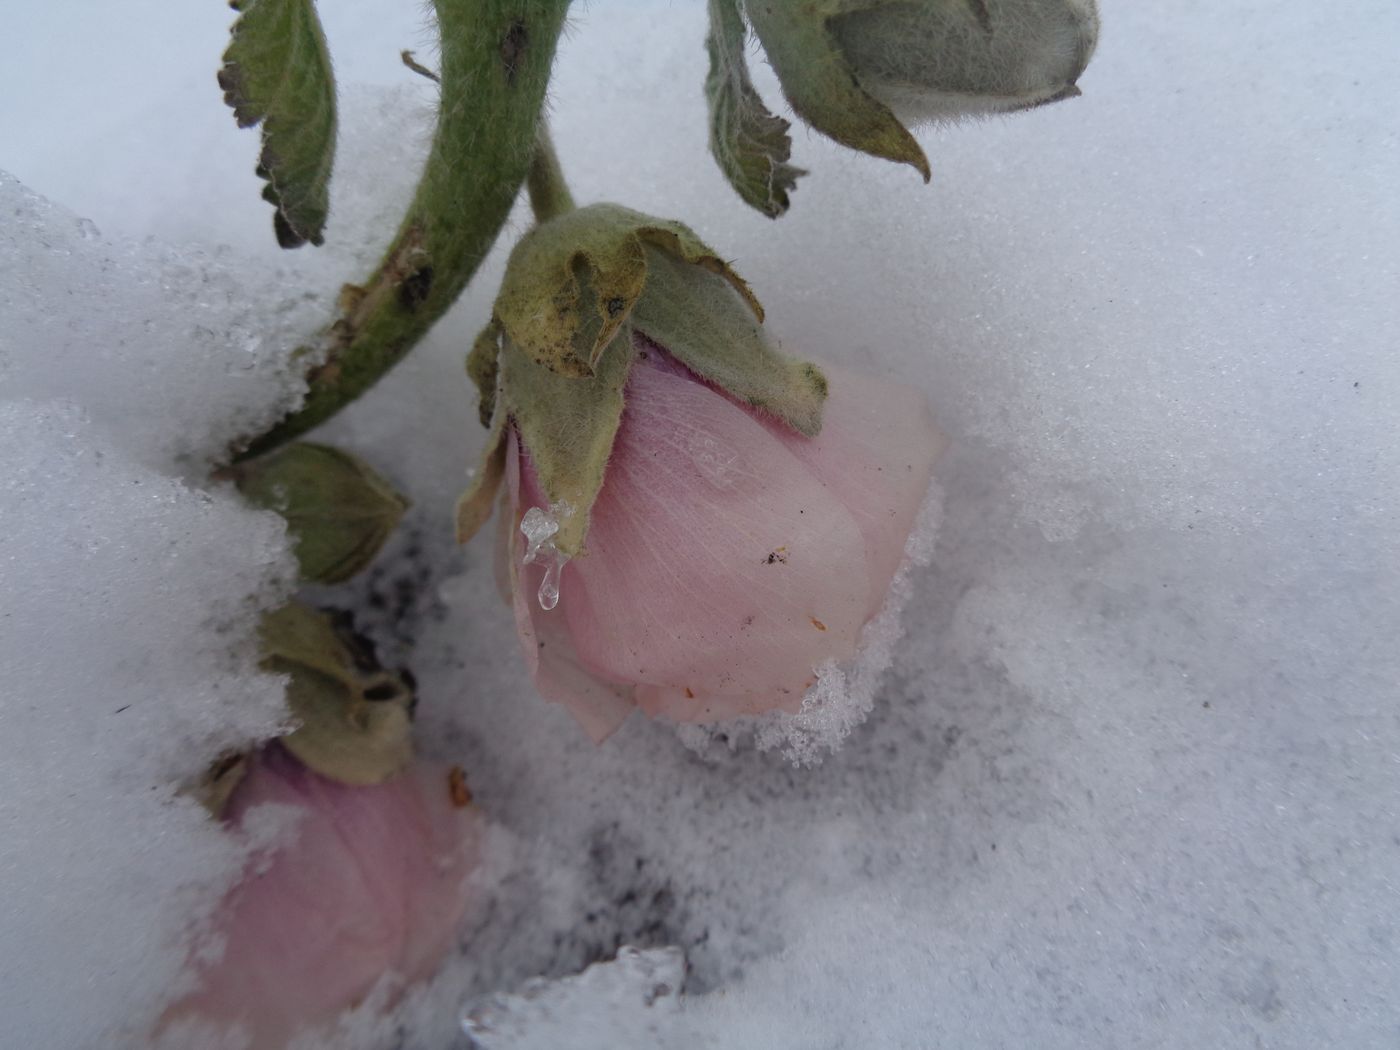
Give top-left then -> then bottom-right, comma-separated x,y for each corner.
525,123 -> 576,222
237,0 -> 571,460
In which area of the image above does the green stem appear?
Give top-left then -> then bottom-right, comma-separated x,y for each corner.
525,123 -> 576,222
237,0 -> 572,461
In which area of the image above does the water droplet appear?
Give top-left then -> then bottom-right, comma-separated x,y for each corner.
537,551 -> 565,610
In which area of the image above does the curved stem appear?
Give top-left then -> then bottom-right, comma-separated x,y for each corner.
237,0 -> 572,461
526,123 -> 575,222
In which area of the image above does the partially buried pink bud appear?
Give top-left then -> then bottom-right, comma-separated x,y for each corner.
165,745 -> 483,1048
505,339 -> 947,740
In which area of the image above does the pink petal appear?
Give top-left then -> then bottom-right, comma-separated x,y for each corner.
498,348 -> 946,732
167,747 -> 482,1048
763,360 -> 947,617
550,352 -> 873,703
506,432 -> 635,743
634,682 -> 809,722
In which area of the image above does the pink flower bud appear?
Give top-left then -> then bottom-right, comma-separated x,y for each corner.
504,340 -> 946,740
164,745 -> 483,1048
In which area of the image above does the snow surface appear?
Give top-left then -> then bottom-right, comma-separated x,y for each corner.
2,1 -> 1398,1048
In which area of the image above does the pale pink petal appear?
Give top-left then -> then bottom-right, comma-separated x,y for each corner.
506,433 -> 635,742
552,352 -> 872,702
764,360 -> 946,616
496,347 -> 946,732
492,479 -> 515,606
168,747 -> 481,1049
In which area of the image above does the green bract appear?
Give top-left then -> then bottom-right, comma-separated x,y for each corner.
631,248 -> 826,437
735,0 -> 1098,191
457,204 -> 829,559
219,0 -> 337,248
458,320 -> 633,559
234,442 -> 408,585
259,603 -> 415,786
743,0 -> 932,181
493,204 -> 762,378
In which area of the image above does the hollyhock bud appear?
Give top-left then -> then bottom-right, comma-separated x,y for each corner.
232,442 -> 408,585
163,745 -> 483,1048
728,0 -> 1098,183
828,0 -> 1100,122
457,204 -> 946,739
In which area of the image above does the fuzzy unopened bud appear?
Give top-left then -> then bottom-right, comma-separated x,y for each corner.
458,203 -> 828,560
829,0 -> 1099,123
233,442 -> 407,584
740,0 -> 1098,180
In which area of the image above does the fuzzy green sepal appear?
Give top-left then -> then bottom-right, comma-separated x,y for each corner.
259,603 -> 416,786
494,203 -> 762,379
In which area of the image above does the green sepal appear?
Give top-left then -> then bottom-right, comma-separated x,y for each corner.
219,0 -> 337,248
234,442 -> 408,585
455,413 -> 508,544
705,0 -> 806,218
189,751 -> 251,819
494,204 -> 762,379
743,0 -> 931,180
467,319 -> 503,428
632,248 -> 827,436
497,326 -> 637,556
259,603 -> 415,786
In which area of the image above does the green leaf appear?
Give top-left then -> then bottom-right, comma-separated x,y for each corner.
632,247 -> 827,437
743,0 -> 930,180
219,0 -> 337,248
259,603 -> 415,786
705,0 -> 806,218
497,326 -> 637,557
494,203 -> 762,378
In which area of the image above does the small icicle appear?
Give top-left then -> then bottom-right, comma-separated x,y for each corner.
519,506 -> 559,565
520,503 -> 573,611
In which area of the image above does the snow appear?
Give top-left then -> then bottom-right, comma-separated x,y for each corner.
2,1 -> 1398,1048
0,397 -> 293,1047
462,947 -> 686,1050
0,173 -> 315,471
